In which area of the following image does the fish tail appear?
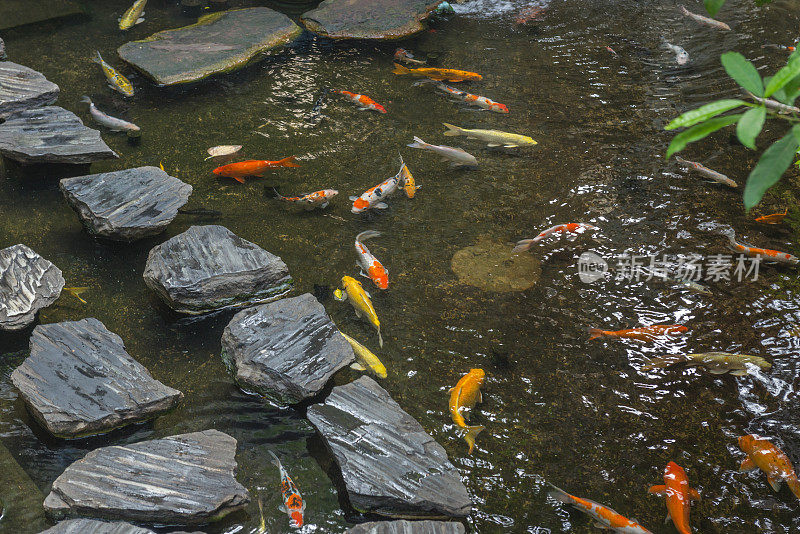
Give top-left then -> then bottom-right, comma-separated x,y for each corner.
679,5 -> 688,14
787,477 -> 800,500
398,151 -> 405,168
546,482 -> 573,504
407,136 -> 428,149
442,122 -> 462,136
464,425 -> 485,454
640,356 -> 672,371
80,95 -> 92,105
277,155 -> 301,168
266,449 -> 281,468
272,187 -> 287,200
512,239 -> 535,254
392,63 -> 411,75
587,328 -> 604,340
356,230 -> 381,243
92,51 -> 103,64
412,78 -> 438,87
378,327 -> 383,348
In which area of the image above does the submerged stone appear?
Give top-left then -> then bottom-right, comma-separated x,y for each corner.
0,62 -> 59,119
345,521 -> 466,534
0,244 -> 64,332
0,106 -> 117,165
143,225 -> 292,315
118,8 -> 302,86
301,0 -> 444,40
450,237 -> 541,292
60,167 -> 193,242
307,376 -> 472,518
221,293 -> 355,404
40,519 -> 156,534
0,38 -> 5,60
43,430 -> 250,524
11,318 -> 183,438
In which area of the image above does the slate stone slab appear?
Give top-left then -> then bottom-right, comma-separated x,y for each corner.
0,38 -> 6,60
40,519 -> 156,534
307,377 -> 472,518
221,293 -> 355,403
118,8 -> 302,86
43,430 -> 250,524
345,520 -> 466,534
0,106 -> 117,165
60,167 -> 193,242
301,0 -> 444,40
143,225 -> 292,315
11,318 -> 183,438
0,244 -> 64,331
0,62 -> 59,119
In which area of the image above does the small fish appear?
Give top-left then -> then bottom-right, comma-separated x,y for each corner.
119,0 -> 147,30
513,223 -> 597,252
547,483 -> 653,533
267,450 -> 304,528
213,157 -> 300,183
394,48 -> 426,65
340,332 -> 387,378
407,136 -> 478,167
350,158 -> 404,213
257,496 -> 267,534
589,325 -> 688,341
675,156 -> 737,188
745,91 -> 800,114
334,90 -> 386,113
726,232 -> 799,265
334,276 -> 382,347
679,5 -> 731,31
93,52 -> 134,97
648,462 -> 700,534
739,435 -> 800,499
515,5 -> 547,25
392,63 -> 482,82
756,209 -> 789,224
443,123 -> 536,148
158,161 -> 165,171
449,368 -> 486,454
275,188 -> 338,210
80,96 -> 139,132
63,287 -> 88,304
641,352 -> 771,375
398,154 -> 419,198
605,45 -> 618,56
415,80 -> 509,113
307,87 -> 329,124
355,231 -> 388,289
204,145 -> 242,161
675,279 -> 713,296
662,38 -> 689,65
761,43 -> 797,53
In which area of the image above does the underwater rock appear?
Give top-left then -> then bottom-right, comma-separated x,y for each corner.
40,519 -> 157,534
143,225 -> 292,315
307,376 -> 472,518
345,521 -> 466,534
0,38 -> 5,59
0,244 -> 64,332
301,0 -> 444,40
0,62 -> 59,119
117,8 -> 302,86
221,293 -> 355,404
0,106 -> 117,165
43,430 -> 250,524
451,237 -> 541,292
60,167 -> 192,242
11,318 -> 183,438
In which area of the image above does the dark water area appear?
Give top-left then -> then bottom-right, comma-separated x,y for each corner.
2,0 -> 800,532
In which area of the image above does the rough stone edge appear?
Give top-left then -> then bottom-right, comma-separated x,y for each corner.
300,0 -> 445,40
0,245 -> 64,331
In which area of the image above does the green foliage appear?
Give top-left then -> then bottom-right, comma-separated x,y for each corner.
666,115 -> 742,159
721,53 -> 763,97
736,107 -> 766,149
665,99 -> 746,130
743,126 -> 800,210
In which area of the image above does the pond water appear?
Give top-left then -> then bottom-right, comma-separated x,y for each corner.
2,0 -> 800,532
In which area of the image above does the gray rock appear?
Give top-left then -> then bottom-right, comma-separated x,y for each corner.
0,62 -> 59,119
60,167 -> 193,242
118,8 -> 302,87
221,293 -> 355,403
40,519 -> 156,534
0,106 -> 117,165
0,244 -> 64,331
301,0 -> 444,40
0,38 -> 6,60
43,430 -> 250,524
11,318 -> 183,438
307,377 -> 472,518
143,225 -> 292,315
345,520 -> 466,534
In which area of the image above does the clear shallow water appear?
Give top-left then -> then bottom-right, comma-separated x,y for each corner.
2,0 -> 800,532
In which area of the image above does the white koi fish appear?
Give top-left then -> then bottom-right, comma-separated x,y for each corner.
81,96 -> 139,132
407,136 -> 478,167
350,158 -> 404,213
662,38 -> 689,65
513,223 -> 597,252
414,79 -> 509,113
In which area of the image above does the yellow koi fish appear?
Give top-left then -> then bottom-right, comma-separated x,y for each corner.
399,154 -> 419,198
334,276 -> 382,347
119,0 -> 147,31
442,123 -> 536,148
449,368 -> 485,454
340,332 -> 387,378
93,51 -> 134,97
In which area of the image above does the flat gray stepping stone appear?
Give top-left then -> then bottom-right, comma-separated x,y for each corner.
345,520 -> 466,534
301,0 -> 444,40
222,293 -> 355,403
0,62 -> 59,119
307,376 -> 472,518
0,106 -> 117,165
60,166 -> 193,242
11,318 -> 183,438
118,8 -> 302,86
40,519 -> 156,534
143,225 -> 292,315
0,244 -> 64,332
43,430 -> 250,525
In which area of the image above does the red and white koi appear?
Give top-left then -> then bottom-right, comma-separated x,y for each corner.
355,231 -> 388,289
513,223 -> 597,252
727,232 -> 798,265
548,483 -> 653,533
414,79 -> 509,113
333,90 -> 386,113
275,188 -> 338,210
350,158 -> 404,214
394,48 -> 426,65
267,450 -> 305,528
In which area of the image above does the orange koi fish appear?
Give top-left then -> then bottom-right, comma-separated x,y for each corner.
547,483 -> 653,533
648,461 -> 700,534
727,233 -> 798,265
755,209 -> 788,224
334,90 -> 386,113
588,325 -> 688,341
513,223 -> 597,252
213,157 -> 300,183
449,368 -> 485,454
355,231 -> 388,289
738,434 -> 800,499
350,157 -> 404,214
394,48 -> 426,65
267,450 -> 305,528
393,63 -> 482,82
274,188 -> 338,210
414,79 -> 509,113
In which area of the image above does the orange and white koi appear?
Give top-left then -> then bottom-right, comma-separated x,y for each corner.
589,325 -> 688,341
739,434 -> 800,499
334,90 -> 386,113
267,450 -> 305,528
213,157 -> 300,183
392,63 -> 482,82
355,231 -> 388,290
648,461 -> 700,534
756,209 -> 788,224
398,155 -> 419,198
275,188 -> 338,210
350,158 -> 404,214
414,79 -> 509,113
675,156 -> 737,188
726,233 -> 799,265
547,484 -> 653,533
394,48 -> 426,65
449,368 -> 485,454
513,223 -> 597,252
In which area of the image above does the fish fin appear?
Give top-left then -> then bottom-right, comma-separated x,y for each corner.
378,328 -> 383,348
80,95 -> 92,105
374,202 -> 389,209
333,289 -> 346,302
320,202 -> 329,208
234,176 -> 246,184
707,368 -> 728,374
546,482 -> 572,504
93,51 -> 103,64
278,504 -> 288,513
587,328 -> 604,341
348,196 -> 358,201
350,362 -> 367,371
640,356 -> 679,371
356,230 -> 381,242
689,488 -> 701,502
277,155 -> 301,168
266,449 -> 281,469
407,136 -> 427,149
739,457 -> 757,472
136,16 -> 145,25
503,144 -> 519,148
487,143 -> 502,147
729,369 -> 748,376
592,522 -> 609,529
358,269 -> 369,279
447,386 -> 455,393
664,513 -> 671,524
449,161 -> 464,168
464,425 -> 485,454
786,478 -> 800,499
478,391 -> 483,403
512,239 -> 535,254
648,484 -> 667,496
392,63 -> 411,75
768,475 -> 783,492
442,123 -> 462,136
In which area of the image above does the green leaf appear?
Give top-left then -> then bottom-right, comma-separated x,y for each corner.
781,74 -> 800,105
764,55 -> 800,97
721,52 -> 764,97
743,125 -> 800,210
666,114 -> 742,159
664,99 -> 746,131
736,106 -> 766,149
704,0 -> 726,16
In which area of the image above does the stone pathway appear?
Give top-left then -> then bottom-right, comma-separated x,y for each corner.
0,244 -> 64,332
